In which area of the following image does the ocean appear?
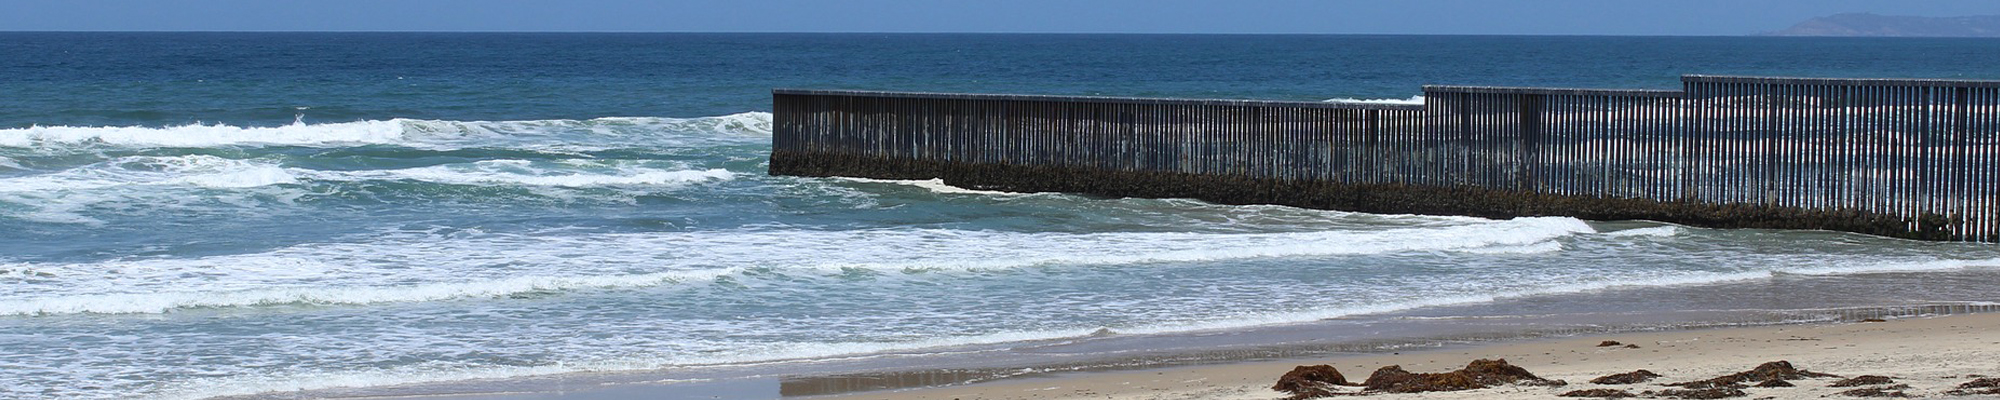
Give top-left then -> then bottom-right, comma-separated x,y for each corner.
4,33 -> 2000,400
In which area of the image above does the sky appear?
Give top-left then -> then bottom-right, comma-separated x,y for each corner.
1,0 -> 1998,35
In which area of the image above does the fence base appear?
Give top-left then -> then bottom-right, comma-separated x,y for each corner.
772,150 -> 1952,241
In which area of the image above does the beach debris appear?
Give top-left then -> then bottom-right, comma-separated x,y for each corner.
1558,388 -> 1637,398
1646,388 -> 1749,399
1589,369 -> 1663,385
1359,359 -> 1564,394
1666,361 -> 1839,389
1274,365 -> 1353,398
1752,379 -> 1794,388
1945,377 -> 2000,395
1837,384 -> 1911,397
1598,340 -> 1624,347
1625,344 -> 1642,349
1829,375 -> 1896,387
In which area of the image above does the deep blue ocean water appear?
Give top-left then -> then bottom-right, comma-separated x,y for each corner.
4,33 -> 2000,400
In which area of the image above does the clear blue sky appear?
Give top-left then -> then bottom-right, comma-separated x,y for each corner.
2,0 -> 1996,35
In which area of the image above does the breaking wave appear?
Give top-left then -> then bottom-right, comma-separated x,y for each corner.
1,217 -> 1593,316
1323,95 -> 1426,105
0,112 -> 773,151
0,155 -> 738,224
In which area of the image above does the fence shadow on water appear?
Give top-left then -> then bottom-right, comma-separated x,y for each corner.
770,75 -> 2000,242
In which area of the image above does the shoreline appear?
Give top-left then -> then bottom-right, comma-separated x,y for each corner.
383,304 -> 2000,400
317,268 -> 2000,400
812,312 -> 2000,400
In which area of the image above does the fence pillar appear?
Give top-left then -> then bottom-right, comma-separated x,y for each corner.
1519,93 -> 1546,192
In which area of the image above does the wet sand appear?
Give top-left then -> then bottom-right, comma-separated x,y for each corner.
817,313 -> 2000,400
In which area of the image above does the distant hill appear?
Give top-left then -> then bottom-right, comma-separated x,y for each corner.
1768,13 -> 2000,37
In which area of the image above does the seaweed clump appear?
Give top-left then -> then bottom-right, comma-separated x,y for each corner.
1273,365 -> 1354,399
1361,359 -> 1565,394
1829,375 -> 1896,387
1946,377 -> 2000,395
1589,370 -> 1662,385
1666,361 -> 1839,389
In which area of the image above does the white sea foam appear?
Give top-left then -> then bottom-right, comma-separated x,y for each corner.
1455,241 -> 1566,254
0,155 -> 736,223
0,155 -> 304,224
1323,95 -> 1426,105
1110,270 -> 1766,335
1121,257 -> 2000,336
0,155 -> 731,192
11,217 -> 1987,319
300,160 -> 737,188
1781,257 -> 2000,276
0,217 -> 1593,316
0,155 -> 292,192
167,163 -> 300,188
0,120 -> 409,148
0,111 -> 767,223
0,112 -> 773,151
1603,226 -> 1682,237
806,181 -> 1476,232
832,177 -> 1028,196
0,269 -> 737,316
791,216 -> 1595,272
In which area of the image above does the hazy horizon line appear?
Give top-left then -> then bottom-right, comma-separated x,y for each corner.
0,30 -> 1813,37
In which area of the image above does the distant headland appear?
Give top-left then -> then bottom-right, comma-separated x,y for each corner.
1767,13 -> 2000,37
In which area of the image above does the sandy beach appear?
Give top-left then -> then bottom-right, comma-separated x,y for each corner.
818,313 -> 2000,400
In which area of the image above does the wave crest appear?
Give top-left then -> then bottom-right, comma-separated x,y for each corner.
1323,95 -> 1425,105
0,155 -> 738,224
0,112 -> 774,150
0,269 -> 737,316
1,217 -> 1592,315
301,160 -> 736,188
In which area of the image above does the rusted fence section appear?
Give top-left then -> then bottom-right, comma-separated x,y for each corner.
769,75 -> 2000,241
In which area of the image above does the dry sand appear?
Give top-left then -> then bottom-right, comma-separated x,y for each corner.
819,313 -> 2000,400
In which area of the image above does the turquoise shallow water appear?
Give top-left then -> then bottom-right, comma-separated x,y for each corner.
4,33 -> 2000,400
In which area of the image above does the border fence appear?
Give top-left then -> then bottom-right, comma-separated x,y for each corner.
769,75 -> 2000,242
